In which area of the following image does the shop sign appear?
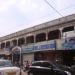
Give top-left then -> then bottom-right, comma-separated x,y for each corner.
56,39 -> 62,50
62,37 -> 75,50
22,40 -> 56,53
12,46 -> 21,54
33,42 -> 56,51
22,44 -> 34,53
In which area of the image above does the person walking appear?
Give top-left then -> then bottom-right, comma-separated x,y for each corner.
25,61 -> 30,70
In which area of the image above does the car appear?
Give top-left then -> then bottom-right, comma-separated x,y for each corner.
0,59 -> 23,75
28,61 -> 72,75
70,65 -> 75,75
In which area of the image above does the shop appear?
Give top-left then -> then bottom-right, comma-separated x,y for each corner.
22,53 -> 34,65
0,49 -> 11,60
34,50 -> 57,61
34,50 -> 75,66
33,40 -> 56,61
54,37 -> 75,66
22,40 -> 56,63
62,50 -> 75,66
12,46 -> 22,66
22,44 -> 34,65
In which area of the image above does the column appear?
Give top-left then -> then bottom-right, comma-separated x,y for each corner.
4,41 -> 6,48
46,32 -> 48,41
74,26 -> 75,32
0,42 -> 1,49
46,29 -> 48,41
34,35 -> 36,43
17,38 -> 19,46
59,27 -> 63,39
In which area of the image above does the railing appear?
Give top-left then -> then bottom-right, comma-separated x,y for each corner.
2,36 -> 75,53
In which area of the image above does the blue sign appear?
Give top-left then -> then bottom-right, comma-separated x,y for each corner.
22,40 -> 56,53
62,37 -> 75,50
33,43 -> 56,51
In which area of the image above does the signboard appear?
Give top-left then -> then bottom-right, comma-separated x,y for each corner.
12,46 -> 21,54
33,41 -> 56,51
56,39 -> 62,50
22,40 -> 56,53
62,37 -> 75,50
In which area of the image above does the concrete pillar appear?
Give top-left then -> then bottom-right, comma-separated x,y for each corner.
24,37 -> 26,44
74,26 -> 75,32
16,39 -> 18,46
45,29 -> 48,41
4,41 -> 6,48
10,40 -> 13,47
11,38 -> 18,46
59,27 -> 63,38
46,31 -> 48,41
0,43 -> 1,49
34,35 -> 36,43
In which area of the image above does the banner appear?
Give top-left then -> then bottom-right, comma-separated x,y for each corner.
62,37 -> 75,50
22,40 -> 56,53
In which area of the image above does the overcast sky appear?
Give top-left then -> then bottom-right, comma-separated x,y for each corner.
0,0 -> 75,37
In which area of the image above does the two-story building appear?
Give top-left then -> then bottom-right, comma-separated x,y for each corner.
0,14 -> 75,66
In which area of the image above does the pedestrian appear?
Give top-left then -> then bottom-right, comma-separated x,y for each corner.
14,61 -> 18,67
25,61 -> 30,70
23,61 -> 26,71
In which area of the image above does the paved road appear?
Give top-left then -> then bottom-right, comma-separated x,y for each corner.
21,70 -> 27,75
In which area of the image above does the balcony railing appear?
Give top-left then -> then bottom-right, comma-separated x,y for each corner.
3,35 -> 75,53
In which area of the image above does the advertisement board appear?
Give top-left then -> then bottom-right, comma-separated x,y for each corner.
22,40 -> 56,53
62,37 -> 75,50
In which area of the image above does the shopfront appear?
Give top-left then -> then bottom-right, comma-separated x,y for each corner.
0,49 -> 11,60
34,51 -> 57,61
22,44 -> 34,65
60,37 -> 75,66
22,40 -> 56,63
22,53 -> 34,65
12,46 -> 22,66
33,40 -> 56,61
62,50 -> 75,66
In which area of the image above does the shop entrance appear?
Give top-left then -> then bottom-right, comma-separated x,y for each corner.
13,54 -> 20,62
62,50 -> 75,66
34,51 -> 56,61
12,46 -> 22,66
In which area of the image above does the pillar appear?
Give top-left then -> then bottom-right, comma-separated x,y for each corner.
59,27 -> 63,39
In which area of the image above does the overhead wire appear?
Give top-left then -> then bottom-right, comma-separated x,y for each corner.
44,0 -> 63,17
0,0 -> 75,37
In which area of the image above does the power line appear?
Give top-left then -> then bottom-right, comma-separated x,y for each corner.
44,0 -> 63,17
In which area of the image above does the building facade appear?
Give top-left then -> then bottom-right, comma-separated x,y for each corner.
0,14 -> 75,66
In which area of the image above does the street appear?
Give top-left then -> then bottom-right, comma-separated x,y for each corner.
21,70 -> 27,75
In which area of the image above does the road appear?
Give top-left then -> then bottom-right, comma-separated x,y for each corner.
21,70 -> 27,75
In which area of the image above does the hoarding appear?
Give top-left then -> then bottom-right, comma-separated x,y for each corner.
62,37 -> 75,50
22,40 -> 56,53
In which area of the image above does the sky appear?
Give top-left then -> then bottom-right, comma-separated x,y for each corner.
0,0 -> 75,37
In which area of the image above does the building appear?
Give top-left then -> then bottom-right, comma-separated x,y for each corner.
0,14 -> 75,66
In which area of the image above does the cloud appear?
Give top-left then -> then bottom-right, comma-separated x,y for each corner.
0,0 -> 75,37
16,0 -> 54,15
16,0 -> 38,13
48,0 -> 75,11
0,0 -> 16,12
